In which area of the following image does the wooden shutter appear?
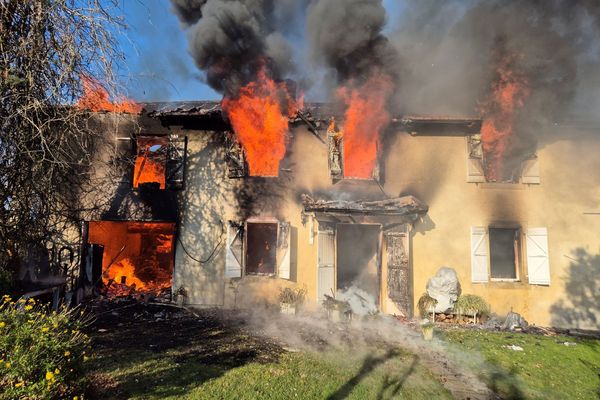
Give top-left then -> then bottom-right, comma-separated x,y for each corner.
225,222 -> 243,278
166,134 -> 187,190
526,227 -> 550,285
277,222 -> 291,280
471,227 -> 489,283
521,157 -> 540,184
467,158 -> 486,183
317,230 -> 335,304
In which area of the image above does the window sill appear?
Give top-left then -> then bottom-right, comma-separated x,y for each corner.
490,278 -> 520,283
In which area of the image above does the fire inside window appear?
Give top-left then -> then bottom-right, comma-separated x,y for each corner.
327,118 -> 379,181
134,136 -> 168,189
489,227 -> 520,280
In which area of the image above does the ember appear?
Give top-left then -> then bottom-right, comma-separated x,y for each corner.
87,221 -> 175,296
480,49 -> 530,182
221,67 -> 297,177
337,74 -> 393,179
77,75 -> 142,114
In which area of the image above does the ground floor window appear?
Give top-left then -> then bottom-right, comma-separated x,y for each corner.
245,222 -> 277,275
489,227 -> 520,280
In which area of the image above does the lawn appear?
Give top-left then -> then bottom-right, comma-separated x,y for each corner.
442,328 -> 600,399
84,301 -> 600,399
84,302 -> 451,399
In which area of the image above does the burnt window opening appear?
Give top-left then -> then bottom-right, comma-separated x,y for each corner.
327,119 -> 380,182
467,135 -> 539,184
130,135 -> 187,190
245,222 -> 277,275
489,227 -> 520,280
134,136 -> 168,189
86,221 -> 175,296
225,131 -> 247,178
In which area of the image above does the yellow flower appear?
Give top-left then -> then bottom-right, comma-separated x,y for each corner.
46,371 -> 54,380
54,368 -> 60,375
73,396 -> 79,400
42,327 -> 49,332
27,320 -> 34,324
83,356 -> 89,362
15,382 -> 24,388
0,322 -> 5,328
17,298 -> 25,303
5,362 -> 10,368
24,305 -> 33,311
64,351 -> 71,357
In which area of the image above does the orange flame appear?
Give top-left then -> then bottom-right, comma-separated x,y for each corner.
337,74 -> 393,179
103,258 -> 146,289
221,68 -> 297,177
77,75 -> 142,114
88,221 -> 175,296
133,137 -> 168,189
480,52 -> 529,181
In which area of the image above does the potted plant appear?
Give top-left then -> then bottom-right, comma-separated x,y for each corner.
278,287 -> 306,315
421,320 -> 435,341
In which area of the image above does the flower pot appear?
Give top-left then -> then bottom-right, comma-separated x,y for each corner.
422,326 -> 434,341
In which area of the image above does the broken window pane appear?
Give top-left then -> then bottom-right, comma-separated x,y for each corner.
489,227 -> 519,279
133,136 -> 168,189
246,222 -> 277,275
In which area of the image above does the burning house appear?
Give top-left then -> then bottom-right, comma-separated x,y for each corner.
27,0 -> 600,330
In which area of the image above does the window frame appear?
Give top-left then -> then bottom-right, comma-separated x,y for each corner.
243,218 -> 279,277
488,226 -> 522,282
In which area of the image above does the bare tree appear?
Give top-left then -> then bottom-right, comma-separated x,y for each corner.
0,0 -> 125,285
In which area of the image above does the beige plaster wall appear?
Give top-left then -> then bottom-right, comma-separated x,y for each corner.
176,125 -> 600,329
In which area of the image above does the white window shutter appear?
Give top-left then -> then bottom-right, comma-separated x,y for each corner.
225,222 -> 243,278
471,227 -> 489,283
467,158 -> 486,183
521,157 -> 540,184
278,222 -> 291,280
526,227 -> 550,285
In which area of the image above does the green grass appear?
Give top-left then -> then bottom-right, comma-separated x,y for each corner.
88,346 -> 452,400
443,328 -> 600,399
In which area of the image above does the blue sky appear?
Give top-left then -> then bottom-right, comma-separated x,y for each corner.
117,0 -> 405,102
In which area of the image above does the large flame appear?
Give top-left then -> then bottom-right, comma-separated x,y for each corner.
77,75 -> 142,114
221,68 -> 297,177
480,52 -> 530,182
337,74 -> 393,179
88,221 -> 175,296
133,137 -> 168,189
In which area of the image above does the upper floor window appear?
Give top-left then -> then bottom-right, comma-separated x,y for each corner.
327,118 -> 380,181
467,135 -> 540,184
130,135 -> 187,190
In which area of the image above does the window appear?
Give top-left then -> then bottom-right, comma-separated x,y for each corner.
471,226 -> 550,285
134,136 -> 168,189
246,222 -> 277,275
327,118 -> 380,181
131,135 -> 187,190
224,220 -> 291,279
489,228 -> 520,280
466,135 -> 539,184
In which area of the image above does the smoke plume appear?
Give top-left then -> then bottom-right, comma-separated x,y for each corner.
170,0 -> 305,96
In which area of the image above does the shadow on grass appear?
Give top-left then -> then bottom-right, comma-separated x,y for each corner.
485,359 -> 525,400
326,348 -> 416,400
85,304 -> 282,399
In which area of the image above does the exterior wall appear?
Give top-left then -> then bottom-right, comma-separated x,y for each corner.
172,124 -> 600,329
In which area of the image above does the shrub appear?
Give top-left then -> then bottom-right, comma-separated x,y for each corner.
454,294 -> 490,316
0,296 -> 90,399
278,287 -> 307,306
417,293 -> 438,318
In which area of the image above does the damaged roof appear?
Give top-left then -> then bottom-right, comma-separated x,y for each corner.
141,101 -> 483,136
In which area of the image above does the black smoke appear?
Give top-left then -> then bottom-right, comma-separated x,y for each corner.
170,0 -> 307,96
307,0 -> 399,89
